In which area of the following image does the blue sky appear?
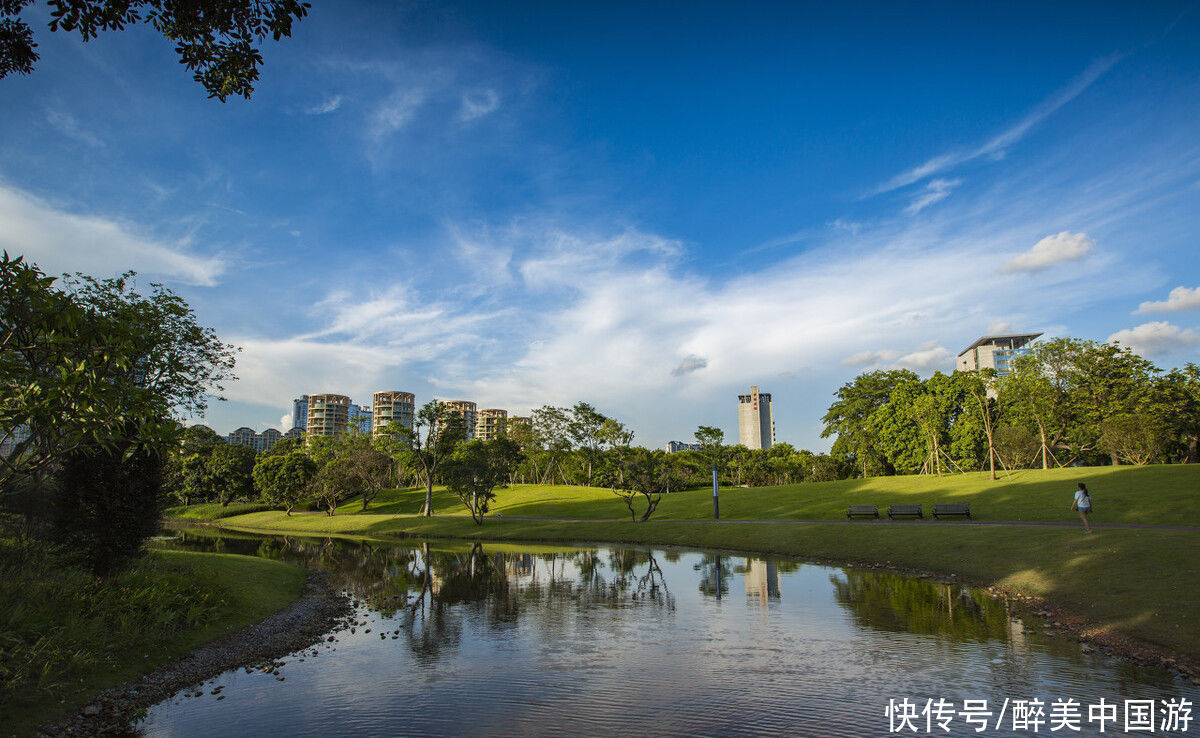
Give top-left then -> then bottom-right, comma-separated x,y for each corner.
2,0 -> 1199,450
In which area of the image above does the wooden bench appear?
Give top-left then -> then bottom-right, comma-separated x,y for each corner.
933,503 -> 971,519
887,504 -> 923,520
846,505 -> 879,519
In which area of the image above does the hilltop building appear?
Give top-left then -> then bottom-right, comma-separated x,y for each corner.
227,427 -> 282,453
292,395 -> 308,430
372,391 -> 415,433
476,408 -> 508,441
439,400 -> 478,440
737,386 -> 775,451
307,393 -> 350,437
665,441 -> 701,453
956,333 -> 1042,377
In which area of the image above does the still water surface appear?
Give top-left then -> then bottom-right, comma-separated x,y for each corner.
146,529 -> 1197,737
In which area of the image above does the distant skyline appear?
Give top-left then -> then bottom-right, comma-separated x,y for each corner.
1,1 -> 1198,449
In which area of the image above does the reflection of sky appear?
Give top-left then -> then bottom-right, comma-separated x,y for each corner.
142,542 -> 1198,737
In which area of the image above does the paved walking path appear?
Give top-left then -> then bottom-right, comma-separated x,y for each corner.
447,514 -> 1200,531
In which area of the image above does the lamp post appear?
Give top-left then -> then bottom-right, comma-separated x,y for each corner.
712,465 -> 719,520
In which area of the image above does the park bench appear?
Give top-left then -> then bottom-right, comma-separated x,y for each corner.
846,505 -> 880,519
887,504 -> 923,520
932,503 -> 971,519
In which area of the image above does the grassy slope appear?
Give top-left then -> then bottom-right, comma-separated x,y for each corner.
162,501 -> 275,521
4,549 -> 306,737
326,464 -> 1200,524
204,464 -> 1200,658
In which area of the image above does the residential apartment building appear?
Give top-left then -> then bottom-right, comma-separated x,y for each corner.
228,427 -> 280,452
439,400 -> 478,440
476,408 -> 508,441
227,427 -> 283,453
372,391 -> 415,434
737,386 -> 775,451
283,427 -> 305,441
665,441 -> 701,453
292,395 -> 308,430
307,393 -> 351,437
956,333 -> 1042,377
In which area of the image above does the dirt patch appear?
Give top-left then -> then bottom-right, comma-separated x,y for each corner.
36,569 -> 352,736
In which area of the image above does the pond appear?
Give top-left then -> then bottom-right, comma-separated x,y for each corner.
144,528 -> 1197,737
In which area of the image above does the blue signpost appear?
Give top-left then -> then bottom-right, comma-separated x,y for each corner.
712,466 -> 720,520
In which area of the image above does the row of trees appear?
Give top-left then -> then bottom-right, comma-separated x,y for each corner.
167,400 -> 852,524
822,338 -> 1200,477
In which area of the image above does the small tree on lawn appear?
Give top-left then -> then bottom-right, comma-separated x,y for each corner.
253,450 -> 315,515
443,438 -> 523,525
309,456 -> 361,516
611,447 -> 672,522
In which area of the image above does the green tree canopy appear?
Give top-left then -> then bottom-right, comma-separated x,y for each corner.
1,0 -> 310,100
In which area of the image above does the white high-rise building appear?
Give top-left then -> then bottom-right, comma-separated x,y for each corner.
737,386 -> 775,451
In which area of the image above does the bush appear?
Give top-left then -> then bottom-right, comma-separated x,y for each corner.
0,536 -> 224,718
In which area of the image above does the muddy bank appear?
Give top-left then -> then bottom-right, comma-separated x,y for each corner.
37,570 -> 352,736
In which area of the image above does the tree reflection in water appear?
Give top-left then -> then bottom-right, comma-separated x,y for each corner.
830,569 -> 1011,641
165,529 -> 674,664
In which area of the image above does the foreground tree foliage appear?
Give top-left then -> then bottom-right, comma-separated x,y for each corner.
1,254 -> 237,571
1,0 -> 310,100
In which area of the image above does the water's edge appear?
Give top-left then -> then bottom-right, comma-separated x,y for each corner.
36,569 -> 353,737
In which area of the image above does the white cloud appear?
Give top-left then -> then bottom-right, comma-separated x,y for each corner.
45,109 -> 104,148
987,319 -> 1014,334
459,89 -> 500,122
369,88 -> 426,141
840,350 -> 900,367
1135,285 -> 1200,314
0,182 -> 225,285
279,413 -> 293,430
905,178 -> 961,215
895,341 -> 954,372
305,95 -> 343,115
875,55 -> 1119,195
1107,321 -> 1199,357
1003,231 -> 1094,273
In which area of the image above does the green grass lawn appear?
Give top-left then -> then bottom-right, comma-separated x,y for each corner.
1,544 -> 306,737
162,500 -> 276,521
326,464 -> 1200,525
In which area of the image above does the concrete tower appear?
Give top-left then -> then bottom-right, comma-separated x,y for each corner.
737,386 -> 775,450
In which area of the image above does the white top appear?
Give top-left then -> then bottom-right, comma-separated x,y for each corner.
1074,490 -> 1091,509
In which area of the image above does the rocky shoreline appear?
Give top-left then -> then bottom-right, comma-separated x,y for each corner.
36,569 -> 353,736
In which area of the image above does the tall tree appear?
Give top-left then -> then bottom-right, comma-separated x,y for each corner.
568,402 -> 607,487
404,401 -> 467,517
1155,364 -> 1200,463
1,0 -> 310,100
958,369 -> 1001,480
821,369 -> 917,477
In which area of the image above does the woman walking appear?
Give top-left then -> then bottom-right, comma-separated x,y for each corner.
1073,482 -> 1093,533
